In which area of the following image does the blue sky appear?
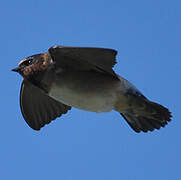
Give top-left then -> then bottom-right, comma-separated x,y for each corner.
1,0 -> 180,179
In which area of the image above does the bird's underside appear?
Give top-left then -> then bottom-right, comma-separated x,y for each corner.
13,45 -> 171,132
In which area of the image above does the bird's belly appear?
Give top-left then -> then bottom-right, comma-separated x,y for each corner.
48,73 -> 122,112
49,85 -> 118,112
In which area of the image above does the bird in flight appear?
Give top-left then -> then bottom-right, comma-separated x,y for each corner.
12,46 -> 171,133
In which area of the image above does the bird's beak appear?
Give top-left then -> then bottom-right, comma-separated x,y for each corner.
11,67 -> 21,72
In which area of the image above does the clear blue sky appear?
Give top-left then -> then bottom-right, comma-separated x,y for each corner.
1,0 -> 180,179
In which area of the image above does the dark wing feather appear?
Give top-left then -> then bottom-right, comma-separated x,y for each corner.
20,80 -> 71,130
48,46 -> 118,78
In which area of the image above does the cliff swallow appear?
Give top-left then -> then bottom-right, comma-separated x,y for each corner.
12,46 -> 171,132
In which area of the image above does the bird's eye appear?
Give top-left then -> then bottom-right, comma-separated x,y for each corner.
27,60 -> 32,64
23,59 -> 33,66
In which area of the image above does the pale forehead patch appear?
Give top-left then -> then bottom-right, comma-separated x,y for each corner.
18,58 -> 27,66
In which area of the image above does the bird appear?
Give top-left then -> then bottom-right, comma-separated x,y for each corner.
12,45 -> 172,133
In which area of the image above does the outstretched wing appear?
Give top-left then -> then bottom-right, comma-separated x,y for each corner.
48,46 -> 118,78
20,80 -> 71,130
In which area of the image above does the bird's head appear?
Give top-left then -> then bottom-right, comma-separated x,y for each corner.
12,53 -> 53,79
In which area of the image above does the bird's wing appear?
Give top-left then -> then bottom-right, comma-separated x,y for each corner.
48,46 -> 118,78
20,80 -> 71,130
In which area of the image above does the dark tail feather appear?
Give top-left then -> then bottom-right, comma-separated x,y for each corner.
120,101 -> 172,133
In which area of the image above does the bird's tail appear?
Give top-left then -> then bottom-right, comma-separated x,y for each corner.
118,97 -> 172,133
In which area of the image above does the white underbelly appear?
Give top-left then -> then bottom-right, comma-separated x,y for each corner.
48,84 -> 118,112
